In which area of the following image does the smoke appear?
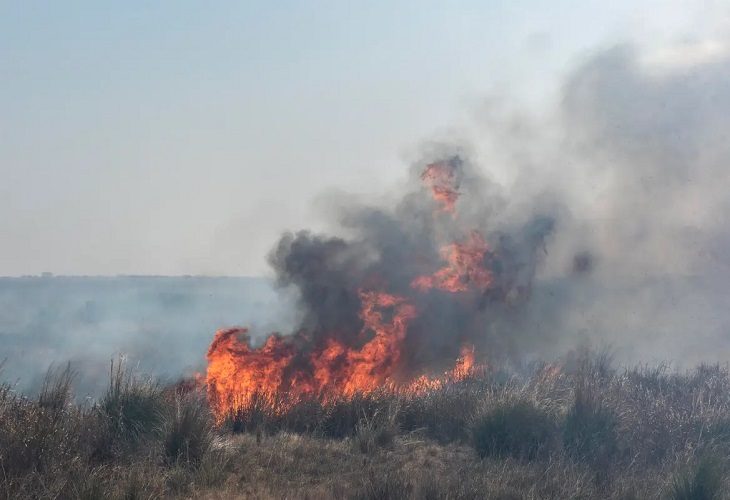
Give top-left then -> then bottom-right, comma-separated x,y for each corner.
259,149 -> 558,378
0,276 -> 295,395
4,41 -> 730,393
481,41 -> 730,365
263,40 -> 730,370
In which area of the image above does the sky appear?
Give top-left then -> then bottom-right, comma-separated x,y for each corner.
1,1 -> 727,276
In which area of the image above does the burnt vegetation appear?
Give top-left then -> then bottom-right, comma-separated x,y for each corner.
0,352 -> 729,499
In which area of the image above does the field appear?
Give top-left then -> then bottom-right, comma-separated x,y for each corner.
2,351 -> 730,499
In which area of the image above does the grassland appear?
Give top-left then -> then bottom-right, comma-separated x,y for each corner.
2,351 -> 730,499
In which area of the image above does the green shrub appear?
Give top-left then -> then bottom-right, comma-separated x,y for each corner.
471,400 -> 557,460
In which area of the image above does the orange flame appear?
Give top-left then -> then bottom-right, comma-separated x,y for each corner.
206,290 -> 441,419
412,231 -> 493,293
404,345 -> 485,393
421,160 -> 460,213
205,289 -> 486,421
204,159 -> 496,421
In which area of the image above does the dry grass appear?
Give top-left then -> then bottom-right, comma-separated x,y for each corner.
3,351 -> 730,498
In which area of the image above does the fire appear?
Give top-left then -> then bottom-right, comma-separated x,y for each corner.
421,159 -> 460,213
310,290 -> 417,396
404,345 -> 484,393
412,231 -> 493,292
206,329 -> 296,415
205,289 -> 486,420
205,159 -> 497,422
207,290 -> 427,419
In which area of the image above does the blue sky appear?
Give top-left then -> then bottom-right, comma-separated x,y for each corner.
1,1 -> 725,275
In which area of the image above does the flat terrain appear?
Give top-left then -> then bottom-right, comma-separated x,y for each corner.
3,352 -> 730,499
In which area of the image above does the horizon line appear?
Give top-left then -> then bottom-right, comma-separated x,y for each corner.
0,273 -> 268,279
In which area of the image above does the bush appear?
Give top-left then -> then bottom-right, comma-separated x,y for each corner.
352,469 -> 413,500
37,364 -> 75,417
224,390 -> 275,434
99,359 -> 164,446
321,391 -> 394,439
0,370 -> 94,498
400,383 -> 482,443
414,472 -> 488,500
353,407 -> 399,454
563,383 -> 619,465
160,394 -> 213,465
471,400 -> 557,460
669,456 -> 724,500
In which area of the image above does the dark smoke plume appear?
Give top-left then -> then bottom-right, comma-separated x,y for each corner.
4,41 -> 730,393
264,152 -> 556,375
263,40 -> 730,370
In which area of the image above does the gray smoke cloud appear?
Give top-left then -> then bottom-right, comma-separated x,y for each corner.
487,42 -> 730,366
0,276 -> 295,395
264,41 -> 730,373
266,154 -> 556,378
3,41 -> 730,393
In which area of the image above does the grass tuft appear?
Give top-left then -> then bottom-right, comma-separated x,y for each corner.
353,406 -> 399,454
669,456 -> 724,500
160,394 -> 214,465
100,358 -> 164,446
471,399 -> 557,460
563,380 -> 619,466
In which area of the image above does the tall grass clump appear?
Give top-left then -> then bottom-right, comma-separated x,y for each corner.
563,380 -> 619,466
160,394 -> 214,465
399,381 -> 484,443
37,363 -> 75,417
0,368 -> 91,498
669,456 -> 724,500
320,391 -> 396,439
99,360 -> 164,442
224,390 -> 277,435
470,399 -> 557,460
353,406 -> 399,454
352,469 -> 413,500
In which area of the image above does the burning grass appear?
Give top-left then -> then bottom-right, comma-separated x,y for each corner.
3,352 -> 730,499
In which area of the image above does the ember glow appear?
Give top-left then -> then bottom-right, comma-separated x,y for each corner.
205,156 -> 551,421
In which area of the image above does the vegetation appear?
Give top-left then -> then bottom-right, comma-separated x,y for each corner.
471,399 -> 556,460
2,352 -> 730,498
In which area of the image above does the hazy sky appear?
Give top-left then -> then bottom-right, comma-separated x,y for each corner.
1,1 -> 726,276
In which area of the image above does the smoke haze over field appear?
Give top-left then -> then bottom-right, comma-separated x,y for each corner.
248,40 -> 730,373
521,42 -> 730,364
0,276 -> 295,394
4,31 -> 730,385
